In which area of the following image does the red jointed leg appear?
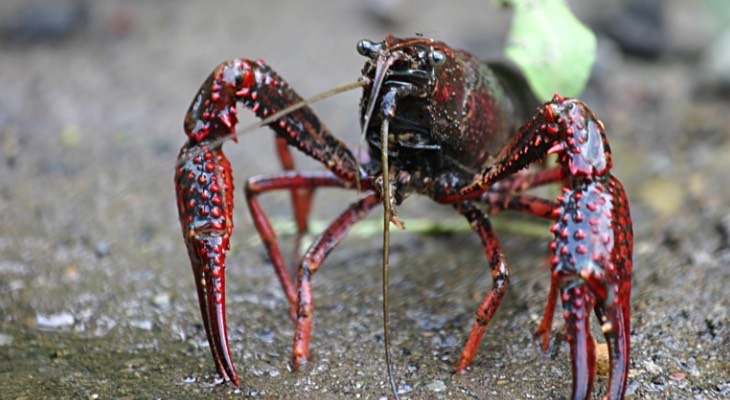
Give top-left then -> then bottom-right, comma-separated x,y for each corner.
482,192 -> 559,218
452,201 -> 510,374
274,136 -> 315,263
292,192 -> 381,369
245,171 -> 353,311
535,274 -> 560,353
479,190 -> 562,352
478,166 -> 562,217
488,166 -> 563,196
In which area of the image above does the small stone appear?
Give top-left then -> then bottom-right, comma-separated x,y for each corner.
397,383 -> 413,394
129,319 -> 153,330
0,332 -> 13,346
127,358 -> 146,369
152,292 -> 172,309
0,0 -> 89,43
644,360 -> 663,375
595,341 -> 610,377
638,177 -> 684,218
257,329 -> 275,344
699,30 -> 730,92
60,126 -> 82,148
63,265 -> 80,279
601,0 -> 665,57
426,379 -> 446,392
94,242 -> 110,258
52,349 -> 68,359
670,372 -> 687,381
36,312 -> 74,329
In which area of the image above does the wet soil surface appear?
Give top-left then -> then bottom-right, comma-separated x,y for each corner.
0,0 -> 728,399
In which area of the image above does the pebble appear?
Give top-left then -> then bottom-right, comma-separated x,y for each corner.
129,319 -> 153,330
645,360 -> 663,375
397,383 -> 413,394
638,177 -> 684,218
94,241 -> 110,258
0,0 -> 89,43
698,30 -> 730,93
60,126 -> 82,148
36,312 -> 74,329
601,0 -> 665,58
426,379 -> 446,392
256,329 -> 275,344
0,333 -> 13,346
151,292 -> 172,309
595,341 -> 610,377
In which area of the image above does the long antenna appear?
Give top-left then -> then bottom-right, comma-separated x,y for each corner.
380,118 -> 399,400
358,51 -> 400,399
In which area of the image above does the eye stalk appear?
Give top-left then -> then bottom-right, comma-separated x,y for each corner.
427,50 -> 446,67
357,39 -> 382,59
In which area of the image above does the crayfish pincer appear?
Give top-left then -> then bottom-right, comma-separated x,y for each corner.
175,35 -> 633,399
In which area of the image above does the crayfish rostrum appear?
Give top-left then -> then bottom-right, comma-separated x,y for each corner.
175,35 -> 633,399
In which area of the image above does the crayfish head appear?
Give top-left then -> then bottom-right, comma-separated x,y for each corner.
357,36 -> 454,189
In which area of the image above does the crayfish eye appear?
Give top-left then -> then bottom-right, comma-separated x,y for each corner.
357,39 -> 380,58
427,50 -> 446,67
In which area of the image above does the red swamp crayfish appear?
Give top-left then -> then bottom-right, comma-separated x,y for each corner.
175,35 -> 633,399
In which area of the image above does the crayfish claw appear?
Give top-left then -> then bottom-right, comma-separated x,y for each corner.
189,235 -> 240,387
562,285 -> 597,399
596,301 -> 630,399
176,144 -> 239,386
549,175 -> 632,399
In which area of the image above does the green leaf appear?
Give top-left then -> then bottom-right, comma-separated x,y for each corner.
503,0 -> 597,100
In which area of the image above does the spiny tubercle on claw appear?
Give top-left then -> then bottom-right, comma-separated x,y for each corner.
184,59 -> 299,144
551,180 -> 616,295
542,97 -> 612,178
176,146 -> 234,238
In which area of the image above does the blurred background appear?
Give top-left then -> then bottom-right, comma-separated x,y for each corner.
0,0 -> 728,398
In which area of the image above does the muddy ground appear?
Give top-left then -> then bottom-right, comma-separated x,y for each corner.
0,0 -> 728,399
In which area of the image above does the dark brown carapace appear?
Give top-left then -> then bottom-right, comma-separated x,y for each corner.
175,35 -> 633,399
